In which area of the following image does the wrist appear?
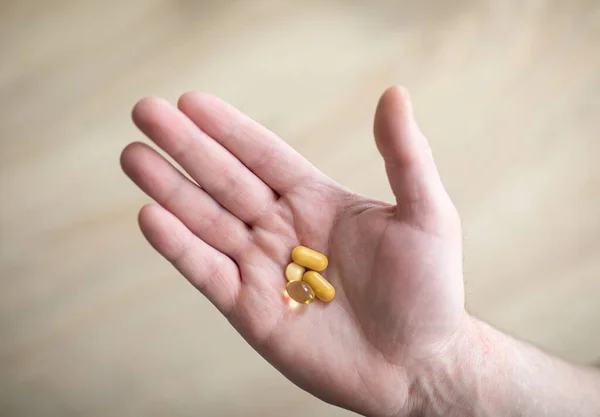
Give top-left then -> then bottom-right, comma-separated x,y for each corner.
411,315 -> 600,417
409,315 -> 515,417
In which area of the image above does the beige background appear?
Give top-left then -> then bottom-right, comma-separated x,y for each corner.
1,1 -> 599,416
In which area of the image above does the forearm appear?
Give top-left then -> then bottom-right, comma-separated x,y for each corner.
418,316 -> 600,417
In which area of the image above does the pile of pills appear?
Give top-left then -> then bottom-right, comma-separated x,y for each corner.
284,246 -> 335,304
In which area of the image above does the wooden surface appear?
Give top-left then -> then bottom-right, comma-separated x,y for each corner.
1,1 -> 599,415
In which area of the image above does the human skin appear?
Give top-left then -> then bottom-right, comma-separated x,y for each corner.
121,86 -> 600,416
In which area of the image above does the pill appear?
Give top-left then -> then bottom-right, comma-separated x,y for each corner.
302,270 -> 335,302
286,280 -> 315,304
285,262 -> 306,282
291,246 -> 328,272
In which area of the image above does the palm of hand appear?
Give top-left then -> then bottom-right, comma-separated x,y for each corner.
122,87 -> 465,416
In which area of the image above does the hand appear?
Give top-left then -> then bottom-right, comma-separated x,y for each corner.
121,86 -> 466,416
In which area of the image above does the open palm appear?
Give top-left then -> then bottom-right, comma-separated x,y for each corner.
121,87 -> 466,417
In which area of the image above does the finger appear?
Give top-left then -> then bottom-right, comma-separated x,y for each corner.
177,92 -> 326,195
373,86 -> 444,216
132,97 -> 277,225
121,142 -> 251,260
138,203 -> 241,315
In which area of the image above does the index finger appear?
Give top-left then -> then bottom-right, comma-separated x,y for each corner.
177,92 -> 324,195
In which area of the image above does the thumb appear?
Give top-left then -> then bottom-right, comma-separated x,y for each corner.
374,86 -> 445,219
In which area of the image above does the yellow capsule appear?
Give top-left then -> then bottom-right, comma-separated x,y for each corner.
302,270 -> 335,302
291,246 -> 328,272
286,280 -> 315,304
285,262 -> 306,282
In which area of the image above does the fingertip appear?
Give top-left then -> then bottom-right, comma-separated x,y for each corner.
131,96 -> 154,121
374,86 -> 414,139
138,203 -> 160,232
137,203 -> 173,255
138,203 -> 184,240
379,85 -> 412,111
177,91 -> 199,111
120,143 -> 162,186
377,86 -> 413,122
373,86 -> 447,216
138,204 -> 155,245
374,86 -> 419,165
120,141 -> 145,171
131,96 -> 168,127
178,91 -> 212,110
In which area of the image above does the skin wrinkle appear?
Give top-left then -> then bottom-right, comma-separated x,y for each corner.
365,217 -> 394,356
204,256 -> 237,315
165,225 -> 239,310
282,190 -> 314,246
160,170 -> 191,209
229,169 -> 277,225
330,202 -> 409,414
254,292 -> 288,354
304,184 -> 355,250
200,207 -> 244,260
380,136 -> 435,171
166,226 -> 193,268
218,100 -> 242,149
353,346 -> 374,409
395,198 -> 456,240
331,202 -> 384,290
276,193 -> 299,227
338,303 -> 390,412
249,199 -> 297,266
230,284 -> 260,331
250,199 -> 281,232
211,159 -> 244,198
245,202 -> 298,277
168,124 -> 196,162
250,131 -> 282,189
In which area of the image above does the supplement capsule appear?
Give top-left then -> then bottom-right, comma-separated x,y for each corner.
302,270 -> 335,302
285,262 -> 306,282
291,246 -> 328,272
286,280 -> 315,304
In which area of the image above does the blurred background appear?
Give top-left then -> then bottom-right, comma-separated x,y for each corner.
1,0 -> 599,415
